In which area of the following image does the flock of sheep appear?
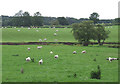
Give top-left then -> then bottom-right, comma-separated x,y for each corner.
21,27 -> 118,63
25,46 -> 87,65
15,27 -> 119,63
26,46 -> 119,65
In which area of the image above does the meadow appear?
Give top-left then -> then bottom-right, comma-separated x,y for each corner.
2,45 -> 118,82
1,25 -> 119,82
1,25 -> 118,43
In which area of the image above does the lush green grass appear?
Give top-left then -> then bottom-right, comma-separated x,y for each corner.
2,45 -> 118,82
1,26 -> 118,42
105,26 -> 118,42
2,28 -> 76,42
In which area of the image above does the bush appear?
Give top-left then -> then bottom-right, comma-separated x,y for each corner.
90,65 -> 101,79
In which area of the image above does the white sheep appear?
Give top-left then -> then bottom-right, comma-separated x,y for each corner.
28,48 -> 30,50
39,39 -> 42,42
18,30 -> 20,31
106,57 -> 119,62
28,27 -> 30,29
56,30 -> 58,32
73,51 -> 77,54
50,50 -> 53,54
44,38 -> 47,41
54,55 -> 58,59
26,57 -> 31,62
54,33 -> 57,36
81,50 -> 86,53
55,39 -> 58,41
37,46 -> 42,49
36,30 -> 39,32
39,59 -> 43,64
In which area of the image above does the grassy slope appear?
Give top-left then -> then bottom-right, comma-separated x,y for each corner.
1,26 -> 118,43
2,28 -> 76,42
2,45 -> 118,82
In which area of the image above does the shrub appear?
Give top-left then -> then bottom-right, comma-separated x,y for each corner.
90,65 -> 101,79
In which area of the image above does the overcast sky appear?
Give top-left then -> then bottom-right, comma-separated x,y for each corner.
0,0 -> 119,19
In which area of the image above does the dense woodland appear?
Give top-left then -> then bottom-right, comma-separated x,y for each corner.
0,10 -> 120,27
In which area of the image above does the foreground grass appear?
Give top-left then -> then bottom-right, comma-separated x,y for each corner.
1,26 -> 118,42
2,45 -> 118,82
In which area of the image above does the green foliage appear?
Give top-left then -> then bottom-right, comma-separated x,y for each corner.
72,21 -> 111,46
90,70 -> 101,79
57,17 -> 69,25
114,18 -> 120,25
72,20 -> 95,46
34,12 -> 41,16
10,10 -> 43,27
51,20 -> 59,25
22,12 -> 31,27
90,65 -> 101,79
94,24 -> 110,45
31,12 -> 43,26
89,12 -> 99,24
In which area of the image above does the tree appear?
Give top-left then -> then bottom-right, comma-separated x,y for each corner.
22,11 -> 31,27
93,24 -> 110,45
51,20 -> 59,25
89,12 -> 99,24
31,12 -> 43,26
12,11 -> 31,27
114,18 -> 120,25
57,17 -> 69,25
12,10 -> 24,26
72,20 -> 95,46
14,10 -> 23,17
34,12 -> 41,16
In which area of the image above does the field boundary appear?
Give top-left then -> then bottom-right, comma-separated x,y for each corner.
0,42 -> 120,45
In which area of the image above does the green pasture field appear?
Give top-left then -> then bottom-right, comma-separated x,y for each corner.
2,45 -> 118,82
1,25 -> 118,43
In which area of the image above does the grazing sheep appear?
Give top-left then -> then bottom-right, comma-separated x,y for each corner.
39,59 -> 43,64
50,50 -> 53,54
26,57 -> 31,62
56,30 -> 58,32
55,39 -> 58,41
81,50 -> 86,53
28,27 -> 30,29
54,55 -> 58,59
37,46 -> 42,49
44,38 -> 47,41
18,30 -> 20,31
39,39 -> 42,42
106,57 -> 119,62
36,30 -> 39,32
54,33 -> 57,36
73,51 -> 77,54
28,48 -> 30,50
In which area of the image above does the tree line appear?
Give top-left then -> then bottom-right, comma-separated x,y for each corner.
1,10 -> 119,27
